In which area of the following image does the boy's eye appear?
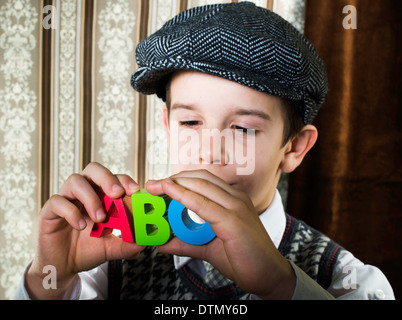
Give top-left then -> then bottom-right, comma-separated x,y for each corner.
232,125 -> 256,135
179,120 -> 201,127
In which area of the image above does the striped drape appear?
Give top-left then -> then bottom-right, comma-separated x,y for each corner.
0,0 -> 306,299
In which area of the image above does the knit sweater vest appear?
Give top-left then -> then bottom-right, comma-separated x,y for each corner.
108,214 -> 343,300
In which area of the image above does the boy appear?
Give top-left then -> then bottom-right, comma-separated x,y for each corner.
15,2 -> 393,300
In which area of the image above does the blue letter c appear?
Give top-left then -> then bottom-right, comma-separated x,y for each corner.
167,200 -> 216,245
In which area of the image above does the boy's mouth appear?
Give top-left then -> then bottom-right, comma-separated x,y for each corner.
229,181 -> 241,188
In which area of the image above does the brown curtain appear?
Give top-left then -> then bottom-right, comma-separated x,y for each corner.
287,0 -> 402,298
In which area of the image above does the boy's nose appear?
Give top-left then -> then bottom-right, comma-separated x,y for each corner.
199,129 -> 230,165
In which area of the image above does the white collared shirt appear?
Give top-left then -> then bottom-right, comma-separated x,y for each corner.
14,190 -> 395,300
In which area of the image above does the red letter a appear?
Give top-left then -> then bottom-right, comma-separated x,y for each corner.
90,195 -> 134,243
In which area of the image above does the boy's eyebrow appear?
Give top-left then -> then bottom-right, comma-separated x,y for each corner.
232,108 -> 272,121
171,104 -> 272,121
171,103 -> 196,112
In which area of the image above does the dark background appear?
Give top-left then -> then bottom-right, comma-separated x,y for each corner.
288,0 -> 401,299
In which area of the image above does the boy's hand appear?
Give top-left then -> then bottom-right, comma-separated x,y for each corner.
146,170 -> 296,299
26,162 -> 144,299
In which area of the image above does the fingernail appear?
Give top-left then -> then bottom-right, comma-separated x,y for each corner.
112,184 -> 124,193
129,183 -> 140,191
165,178 -> 174,185
147,180 -> 157,184
96,209 -> 106,221
78,219 -> 87,230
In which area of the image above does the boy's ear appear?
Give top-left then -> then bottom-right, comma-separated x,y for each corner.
163,105 -> 170,144
280,125 -> 318,173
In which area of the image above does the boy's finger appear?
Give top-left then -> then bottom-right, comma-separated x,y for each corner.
173,176 -> 251,213
115,174 -> 141,195
159,179 -> 240,231
102,236 -> 145,261
144,178 -> 166,195
145,170 -> 230,195
59,174 -> 106,223
157,236 -> 207,260
170,170 -> 240,196
81,162 -> 125,198
43,195 -> 87,231
146,169 -> 249,205
146,177 -> 231,214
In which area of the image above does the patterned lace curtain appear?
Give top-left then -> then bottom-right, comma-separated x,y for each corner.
0,0 -> 306,299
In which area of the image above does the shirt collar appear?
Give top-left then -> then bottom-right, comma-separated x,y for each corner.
174,189 -> 286,270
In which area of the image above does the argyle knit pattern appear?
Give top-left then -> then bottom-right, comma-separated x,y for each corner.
108,214 -> 342,300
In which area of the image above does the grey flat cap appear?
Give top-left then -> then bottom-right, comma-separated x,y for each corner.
131,1 -> 328,124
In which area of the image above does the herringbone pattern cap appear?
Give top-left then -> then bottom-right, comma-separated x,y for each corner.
131,2 -> 328,124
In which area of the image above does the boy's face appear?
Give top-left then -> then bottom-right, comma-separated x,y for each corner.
164,71 -> 292,213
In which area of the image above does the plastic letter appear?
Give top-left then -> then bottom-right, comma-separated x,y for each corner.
90,195 -> 134,243
168,200 -> 216,245
131,190 -> 171,245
